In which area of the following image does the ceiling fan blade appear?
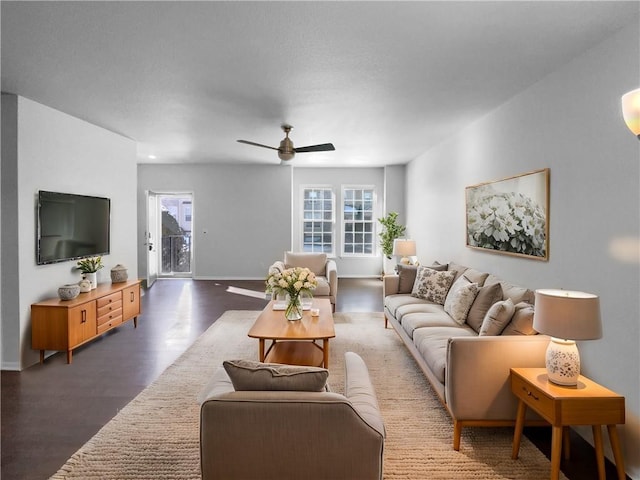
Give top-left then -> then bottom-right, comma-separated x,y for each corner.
237,139 -> 279,151
293,143 -> 336,153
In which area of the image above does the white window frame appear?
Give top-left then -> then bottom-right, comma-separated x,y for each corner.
341,185 -> 377,257
300,185 -> 335,255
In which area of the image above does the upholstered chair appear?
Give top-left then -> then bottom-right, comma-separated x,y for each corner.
198,352 -> 385,480
269,251 -> 337,310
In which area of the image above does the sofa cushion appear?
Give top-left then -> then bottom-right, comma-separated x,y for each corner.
384,294 -> 432,318
466,282 -> 504,333
411,267 -> 456,304
284,251 -> 327,276
397,264 -> 419,293
413,326 -> 477,384
502,302 -> 538,336
444,275 -> 479,325
395,302 -> 444,325
479,298 -> 515,336
223,359 -> 329,391
401,311 -> 461,338
484,274 -> 534,304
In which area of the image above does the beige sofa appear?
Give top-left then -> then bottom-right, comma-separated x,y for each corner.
199,352 -> 385,480
269,251 -> 338,309
383,261 -> 549,450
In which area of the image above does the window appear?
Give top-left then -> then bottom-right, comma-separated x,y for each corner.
342,187 -> 375,255
302,187 -> 334,253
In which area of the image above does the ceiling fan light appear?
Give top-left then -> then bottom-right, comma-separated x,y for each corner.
278,151 -> 295,161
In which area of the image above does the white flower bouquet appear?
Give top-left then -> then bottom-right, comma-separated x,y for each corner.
266,267 -> 317,319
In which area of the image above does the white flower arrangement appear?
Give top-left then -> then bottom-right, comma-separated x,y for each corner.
467,189 -> 546,257
265,266 -> 318,300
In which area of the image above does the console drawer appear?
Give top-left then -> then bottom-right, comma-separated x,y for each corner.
97,307 -> 122,327
97,292 -> 122,308
97,299 -> 122,318
97,316 -> 123,334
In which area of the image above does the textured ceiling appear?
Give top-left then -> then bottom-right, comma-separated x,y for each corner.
2,1 -> 638,167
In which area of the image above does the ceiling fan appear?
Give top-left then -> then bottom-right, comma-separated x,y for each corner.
237,124 -> 335,162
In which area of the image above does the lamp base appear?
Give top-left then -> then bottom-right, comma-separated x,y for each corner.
400,256 -> 411,265
545,338 -> 580,386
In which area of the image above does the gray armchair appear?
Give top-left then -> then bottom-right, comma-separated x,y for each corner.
269,251 -> 337,309
198,352 -> 385,480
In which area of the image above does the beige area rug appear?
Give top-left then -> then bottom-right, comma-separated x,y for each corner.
52,311 -> 565,479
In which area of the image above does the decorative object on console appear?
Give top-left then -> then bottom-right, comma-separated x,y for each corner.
532,289 -> 602,386
622,88 -> 640,139
76,256 -> 104,289
466,168 -> 549,261
57,284 -> 80,301
110,264 -> 128,283
78,278 -> 92,293
392,238 -> 416,265
265,266 -> 317,321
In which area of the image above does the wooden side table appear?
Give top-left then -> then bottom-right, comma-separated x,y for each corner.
510,367 -> 626,480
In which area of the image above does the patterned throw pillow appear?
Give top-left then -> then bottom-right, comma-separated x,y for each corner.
411,266 -> 456,304
444,275 -> 480,325
479,298 -> 516,336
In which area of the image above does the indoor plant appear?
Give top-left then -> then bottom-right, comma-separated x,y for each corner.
378,212 -> 406,259
76,256 -> 104,289
265,267 -> 317,320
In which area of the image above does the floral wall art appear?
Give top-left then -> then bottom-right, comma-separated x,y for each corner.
465,168 -> 549,260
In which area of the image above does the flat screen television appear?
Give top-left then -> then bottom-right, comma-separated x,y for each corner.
36,190 -> 111,265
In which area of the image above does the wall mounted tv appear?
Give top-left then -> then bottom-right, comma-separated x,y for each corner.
36,190 -> 111,265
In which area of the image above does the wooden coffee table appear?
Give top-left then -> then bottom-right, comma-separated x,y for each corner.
248,298 -> 335,368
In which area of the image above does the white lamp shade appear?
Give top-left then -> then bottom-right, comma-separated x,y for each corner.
392,239 -> 416,257
622,88 -> 640,137
532,289 -> 602,341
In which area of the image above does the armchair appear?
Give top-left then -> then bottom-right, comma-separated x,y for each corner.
198,352 -> 385,480
269,251 -> 337,310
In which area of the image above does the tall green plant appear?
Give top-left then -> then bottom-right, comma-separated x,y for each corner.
378,212 -> 406,259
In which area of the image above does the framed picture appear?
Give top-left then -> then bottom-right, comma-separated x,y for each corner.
465,168 -> 549,261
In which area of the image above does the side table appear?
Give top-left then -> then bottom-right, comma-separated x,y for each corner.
510,367 -> 626,480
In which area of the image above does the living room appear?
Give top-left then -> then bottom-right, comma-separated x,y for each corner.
1,2 -> 639,479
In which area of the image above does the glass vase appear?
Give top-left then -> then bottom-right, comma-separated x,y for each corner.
285,294 -> 303,321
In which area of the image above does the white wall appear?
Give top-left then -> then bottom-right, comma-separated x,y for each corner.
406,21 -> 640,478
137,164 -> 292,279
0,95 -> 138,370
292,167 -> 387,277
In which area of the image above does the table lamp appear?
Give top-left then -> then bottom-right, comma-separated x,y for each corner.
392,239 -> 416,265
532,289 -> 602,386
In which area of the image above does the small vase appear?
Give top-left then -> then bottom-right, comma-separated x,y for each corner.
285,295 -> 302,321
85,272 -> 98,290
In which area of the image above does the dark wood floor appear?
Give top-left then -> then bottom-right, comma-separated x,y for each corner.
1,278 -> 627,479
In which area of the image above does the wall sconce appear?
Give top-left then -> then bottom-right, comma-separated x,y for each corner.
622,88 -> 640,139
532,289 -> 602,386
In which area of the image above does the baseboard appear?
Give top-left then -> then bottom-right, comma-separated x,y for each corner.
1,360 -> 21,371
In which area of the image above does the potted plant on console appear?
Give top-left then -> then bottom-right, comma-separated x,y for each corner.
77,256 -> 104,290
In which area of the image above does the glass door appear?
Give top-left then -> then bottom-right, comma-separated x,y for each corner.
159,193 -> 193,277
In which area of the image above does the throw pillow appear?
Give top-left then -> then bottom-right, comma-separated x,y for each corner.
479,298 -> 515,336
444,275 -> 480,325
398,263 -> 447,294
411,266 -> 456,305
397,264 -> 419,293
466,282 -> 504,333
502,302 -> 538,336
223,359 -> 329,392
